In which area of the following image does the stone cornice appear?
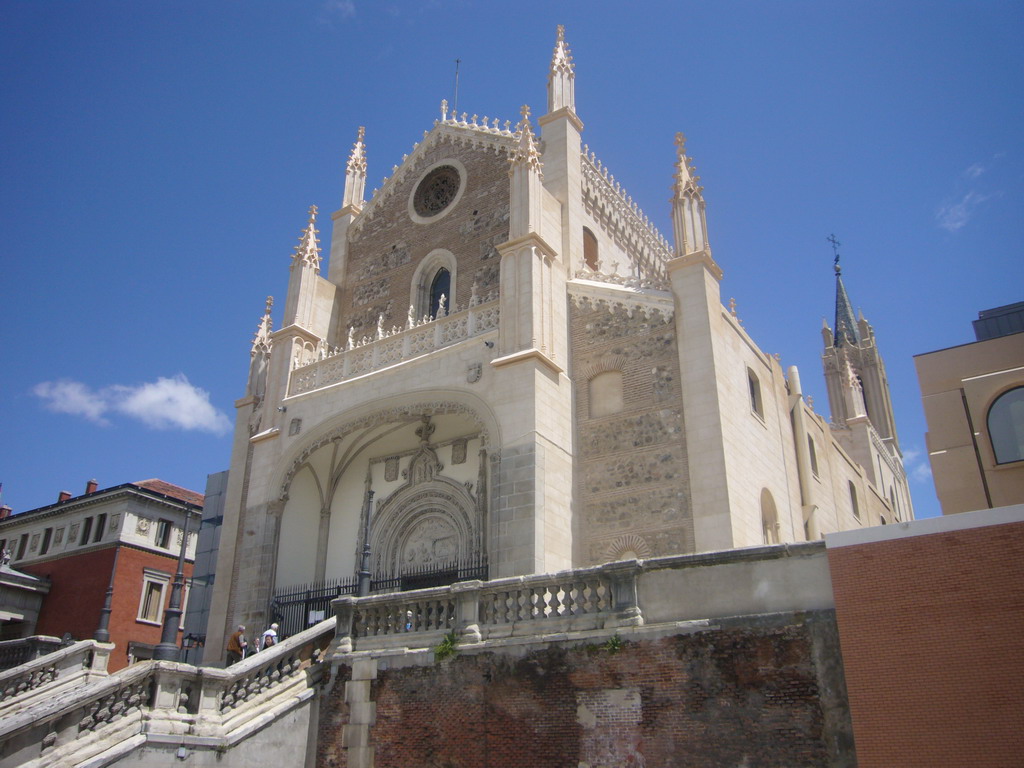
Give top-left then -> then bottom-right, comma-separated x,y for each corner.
489,347 -> 564,376
666,249 -> 723,282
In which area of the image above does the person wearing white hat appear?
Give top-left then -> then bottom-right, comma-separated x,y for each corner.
260,623 -> 279,650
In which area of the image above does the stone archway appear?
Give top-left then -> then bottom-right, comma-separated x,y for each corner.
370,434 -> 483,575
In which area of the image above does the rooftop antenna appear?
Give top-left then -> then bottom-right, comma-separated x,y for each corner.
453,58 -> 461,116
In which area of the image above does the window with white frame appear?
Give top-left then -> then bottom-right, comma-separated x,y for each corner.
138,570 -> 170,624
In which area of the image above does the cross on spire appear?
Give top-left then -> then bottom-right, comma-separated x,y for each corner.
827,233 -> 842,274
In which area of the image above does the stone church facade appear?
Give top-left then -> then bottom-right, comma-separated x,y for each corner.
206,26 -> 912,659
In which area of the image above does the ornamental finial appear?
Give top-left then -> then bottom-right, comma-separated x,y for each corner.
440,99 -> 448,121
520,104 -> 531,121
264,296 -> 273,315
308,204 -> 318,223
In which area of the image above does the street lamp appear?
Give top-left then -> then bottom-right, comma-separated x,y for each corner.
357,489 -> 375,597
153,509 -> 195,661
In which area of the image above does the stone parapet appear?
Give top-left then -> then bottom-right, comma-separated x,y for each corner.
0,618 -> 335,768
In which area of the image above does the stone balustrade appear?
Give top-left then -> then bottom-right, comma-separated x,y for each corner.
330,542 -> 834,657
289,297 -> 499,396
0,618 -> 336,768
331,560 -> 649,654
0,638 -> 112,719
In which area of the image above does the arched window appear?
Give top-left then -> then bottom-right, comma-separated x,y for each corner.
761,489 -> 780,544
589,371 -> 624,418
429,268 -> 451,320
410,249 -> 457,322
849,481 -> 860,521
583,227 -> 599,271
988,386 -> 1024,464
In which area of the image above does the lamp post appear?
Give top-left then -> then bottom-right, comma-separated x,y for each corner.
357,489 -> 375,597
93,547 -> 120,642
153,509 -> 195,661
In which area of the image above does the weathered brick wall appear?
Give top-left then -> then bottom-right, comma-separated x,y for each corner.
338,136 -> 509,341
317,612 -> 852,767
569,298 -> 693,564
828,519 -> 1024,768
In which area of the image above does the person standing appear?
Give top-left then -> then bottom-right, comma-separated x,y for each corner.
226,624 -> 247,665
260,623 -> 279,650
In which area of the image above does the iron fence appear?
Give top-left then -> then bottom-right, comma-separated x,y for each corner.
270,555 -> 488,639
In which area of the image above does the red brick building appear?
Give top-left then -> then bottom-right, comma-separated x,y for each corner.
827,505 -> 1024,768
0,479 -> 201,671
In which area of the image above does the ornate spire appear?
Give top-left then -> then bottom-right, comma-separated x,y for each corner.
509,106 -> 543,176
547,24 -> 576,114
830,236 -> 860,347
293,205 -> 321,271
342,126 -> 367,209
671,133 -> 710,256
251,296 -> 273,355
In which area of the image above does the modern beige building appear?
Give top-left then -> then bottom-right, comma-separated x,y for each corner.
915,302 -> 1024,515
206,26 -> 912,660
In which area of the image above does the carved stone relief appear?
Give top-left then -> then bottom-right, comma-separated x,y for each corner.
452,438 -> 468,464
136,518 -> 151,535
384,457 -> 400,483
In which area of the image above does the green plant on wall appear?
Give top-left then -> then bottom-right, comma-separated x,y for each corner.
603,634 -> 623,654
434,630 -> 459,661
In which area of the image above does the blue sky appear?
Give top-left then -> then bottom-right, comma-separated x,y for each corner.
2,1 -> 1022,520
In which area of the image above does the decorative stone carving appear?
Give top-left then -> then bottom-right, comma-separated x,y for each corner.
466,363 -> 482,384
54,528 -> 64,545
452,438 -> 468,464
110,513 -> 120,531
402,518 -> 459,566
69,523 -> 80,541
136,518 -> 151,535
29,534 -> 39,552
281,400 -> 493,499
384,457 -> 400,483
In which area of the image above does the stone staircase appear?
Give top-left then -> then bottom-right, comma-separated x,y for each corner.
0,618 -> 335,768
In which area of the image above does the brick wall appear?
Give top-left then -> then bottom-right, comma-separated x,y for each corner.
339,139 -> 509,340
569,299 -> 694,563
23,544 -> 194,672
828,517 -> 1024,767
317,613 -> 852,767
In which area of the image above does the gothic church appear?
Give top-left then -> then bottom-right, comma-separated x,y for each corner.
206,26 -> 912,656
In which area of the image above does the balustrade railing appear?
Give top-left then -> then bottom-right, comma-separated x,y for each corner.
289,296 -> 499,396
0,618 -> 336,768
332,560 -> 643,654
0,638 -> 112,717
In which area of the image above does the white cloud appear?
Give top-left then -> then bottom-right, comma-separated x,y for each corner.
34,375 -> 231,436
936,190 -> 989,232
323,0 -> 356,19
912,462 -> 933,483
33,380 -> 110,425
963,162 -> 986,179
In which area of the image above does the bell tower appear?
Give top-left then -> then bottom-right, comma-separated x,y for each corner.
821,236 -> 900,453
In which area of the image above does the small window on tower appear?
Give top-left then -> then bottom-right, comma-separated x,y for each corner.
748,369 -> 764,420
583,227 -> 599,271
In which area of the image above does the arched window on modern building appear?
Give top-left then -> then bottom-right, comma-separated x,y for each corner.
988,386 -> 1024,464
589,371 -> 624,418
761,489 -> 780,544
583,227 -> 599,271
